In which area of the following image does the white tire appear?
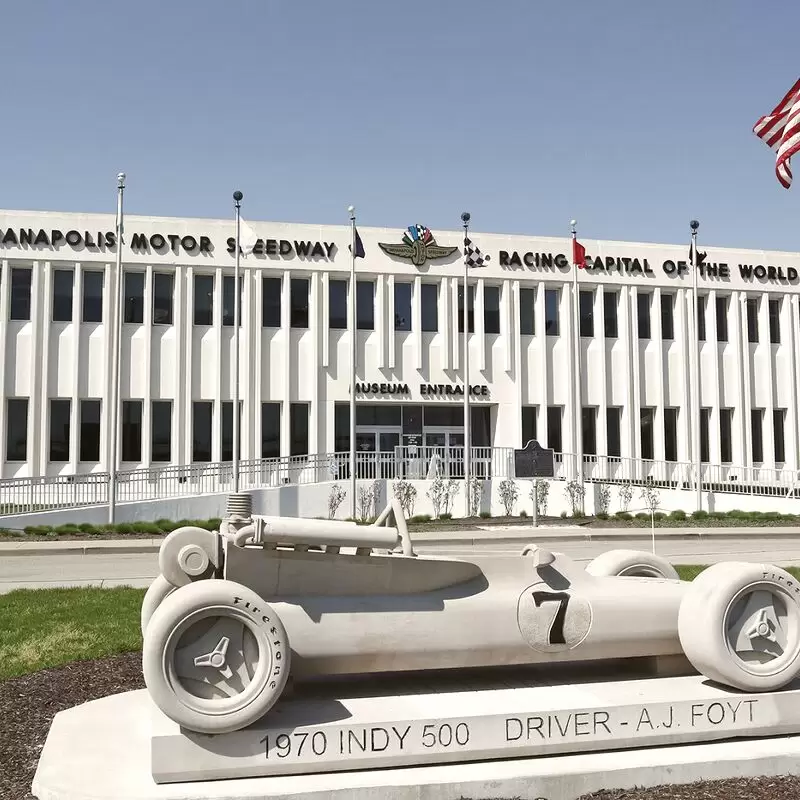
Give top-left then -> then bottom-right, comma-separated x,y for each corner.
585,549 -> 680,580
142,579 -> 291,734
140,575 -> 177,636
678,562 -> 800,692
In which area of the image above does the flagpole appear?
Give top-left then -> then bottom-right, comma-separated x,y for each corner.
348,205 -> 358,519
108,172 -> 125,525
232,191 -> 243,496
690,219 -> 702,512
461,212 -> 471,518
570,220 -> 584,506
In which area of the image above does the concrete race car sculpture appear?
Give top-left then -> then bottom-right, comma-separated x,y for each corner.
140,497 -> 800,735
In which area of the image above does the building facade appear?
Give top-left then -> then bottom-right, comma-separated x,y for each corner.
0,208 -> 798,480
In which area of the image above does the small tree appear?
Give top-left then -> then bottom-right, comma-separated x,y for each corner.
640,484 -> 661,515
467,475 -> 482,517
596,483 -> 612,516
498,479 -> 519,516
564,479 -> 586,516
357,480 -> 381,522
618,483 -> 634,513
392,479 -> 418,518
529,479 -> 550,516
327,484 -> 346,519
427,477 -> 460,518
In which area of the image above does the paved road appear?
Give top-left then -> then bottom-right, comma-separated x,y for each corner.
3,531 -> 800,593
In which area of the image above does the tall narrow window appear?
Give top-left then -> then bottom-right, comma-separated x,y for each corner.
519,287 -> 535,335
10,268 -> 32,320
356,280 -> 374,330
747,297 -> 759,343
603,291 -> 618,338
660,293 -> 674,340
82,270 -> 104,322
52,269 -> 74,322
544,288 -> 559,336
221,401 -> 242,462
521,406 -> 537,446
290,278 -> 309,328
606,407 -> 622,457
582,407 -> 597,455
769,298 -> 781,344
262,276 -> 282,327
640,407 -> 655,460
546,406 -> 562,452
79,400 -> 101,462
579,290 -> 594,337
329,280 -> 347,329
153,273 -> 174,325
716,295 -> 729,342
261,403 -> 281,459
700,407 -> 711,463
121,400 -> 142,462
394,282 -> 412,331
457,285 -> 475,333
222,276 -> 242,326
49,399 -> 71,461
335,403 -> 349,452
421,284 -> 438,332
664,407 -> 678,462
774,408 -> 786,463
123,272 -> 145,323
151,401 -> 172,462
6,398 -> 28,462
637,292 -> 651,339
484,285 -> 501,334
720,408 -> 733,463
192,401 -> 213,462
290,403 -> 309,456
697,295 -> 706,341
751,408 -> 764,462
194,275 -> 214,325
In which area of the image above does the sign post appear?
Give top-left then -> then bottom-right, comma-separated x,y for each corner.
513,440 -> 555,529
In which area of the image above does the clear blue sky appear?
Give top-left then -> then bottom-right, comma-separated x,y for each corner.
2,0 -> 798,251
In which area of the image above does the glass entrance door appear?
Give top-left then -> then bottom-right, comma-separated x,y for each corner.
424,431 -> 465,478
355,429 -> 401,478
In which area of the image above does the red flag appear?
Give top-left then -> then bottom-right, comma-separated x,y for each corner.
572,237 -> 587,268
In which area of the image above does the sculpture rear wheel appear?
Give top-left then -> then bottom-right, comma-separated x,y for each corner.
584,549 -> 680,580
140,574 -> 177,636
142,579 -> 290,734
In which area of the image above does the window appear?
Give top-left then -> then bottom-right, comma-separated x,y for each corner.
582,407 -> 597,455
637,292 -> 651,339
357,405 -> 403,426
10,268 -> 32,320
49,399 -> 71,461
123,272 -> 144,323
769,298 -> 781,344
356,280 -> 374,330
52,269 -> 73,322
394,282 -> 412,331
121,400 -> 142,462
751,408 -> 764,462
603,291 -> 618,338
192,401 -> 213,462
334,403 -> 349,452
660,293 -> 674,340
457,285 -> 475,333
774,409 -> 786,463
720,408 -> 733,463
546,406 -> 562,452
261,403 -> 281,458
151,401 -> 172,462
329,280 -> 347,329
290,403 -> 309,456
153,273 -> 174,325
664,407 -> 678,462
6,399 -> 28,462
262,277 -> 281,327
222,276 -> 242,326
519,287 -> 535,335
521,406 -> 537,446
606,407 -> 622,457
79,400 -> 101,462
746,297 -> 759,343
579,290 -> 594,337
700,407 -> 710,463
193,275 -> 214,325
544,288 -> 559,336
716,295 -> 729,342
221,401 -> 242,462
291,278 -> 309,328
697,295 -> 706,341
82,270 -> 104,322
421,284 -> 438,332
640,407 -> 655,460
484,286 -> 500,334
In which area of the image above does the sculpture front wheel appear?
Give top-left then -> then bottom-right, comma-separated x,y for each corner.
584,549 -> 680,580
142,579 -> 291,734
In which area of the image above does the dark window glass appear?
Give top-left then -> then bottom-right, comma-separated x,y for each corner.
700,408 -> 710,463
222,276 -> 242,326
520,287 -> 535,335
471,405 -> 491,448
262,277 -> 281,327
660,293 -> 674,340
49,399 -> 71,461
720,408 -> 733,463
484,286 -> 501,334
716,295 -> 729,342
544,288 -> 559,336
151,401 -> 172,462
329,279 -> 347,329
192,401 -> 213,462
221,401 -> 242,462
79,400 -> 101,462
769,298 -> 781,344
423,405 -> 463,427
747,297 -> 759,343
261,403 -> 281,458
52,269 -> 74,322
290,403 -> 309,456
82,270 -> 104,322
640,407 -> 655,460
547,406 -> 562,452
123,272 -> 144,323
394,282 -> 412,331
10,268 -> 32,320
6,398 -> 28,461
751,409 -> 764,462
121,400 -> 142,462
356,405 -> 402,426
521,406 -> 537,446
402,405 -> 423,436
579,290 -> 594,337
637,292 -> 651,339
291,278 -> 309,328
606,407 -> 621,457
774,409 -> 786,463
334,403 -> 349,453
153,273 -> 174,325
603,291 -> 618,338
582,407 -> 597,455
194,275 -> 214,325
357,280 -> 374,330
421,284 -> 438,332
664,407 -> 678,462
697,295 -> 706,341
457,284 -> 475,333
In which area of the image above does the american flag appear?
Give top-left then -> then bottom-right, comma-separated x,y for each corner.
753,78 -> 800,189
464,236 -> 488,267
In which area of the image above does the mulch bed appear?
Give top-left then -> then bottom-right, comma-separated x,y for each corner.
3,652 -> 800,800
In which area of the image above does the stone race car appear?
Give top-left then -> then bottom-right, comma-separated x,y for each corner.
140,496 -> 800,735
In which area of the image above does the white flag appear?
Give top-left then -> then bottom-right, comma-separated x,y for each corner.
239,218 -> 258,257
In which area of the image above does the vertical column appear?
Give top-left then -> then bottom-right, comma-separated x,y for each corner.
476,277 -> 485,373
309,271 -> 320,454
789,296 -> 800,472
173,265 -> 186,466
376,275 -> 386,369
623,286 -> 638,459
536,282 -> 548,447
761,295 -> 776,467
511,280 -> 522,446
142,264 -> 154,466
387,274 -> 396,370
678,287 -> 691,463
70,264 -> 83,473
321,272 -> 330,369
596,285 -> 609,457
708,289 -> 722,465
652,287 -> 665,461
254,269 -> 264,461
240,266 -> 253,461
103,262 -> 114,471
502,278 -> 513,375
568,279 -> 580,456
451,277 -> 460,371
183,267 -> 195,465
212,266 -> 223,462
733,292 -> 751,466
412,275 -> 422,371
0,261 -> 9,475
35,262 -> 52,474
281,270 -> 291,457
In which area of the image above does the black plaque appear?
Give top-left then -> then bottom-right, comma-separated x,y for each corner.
514,440 -> 555,478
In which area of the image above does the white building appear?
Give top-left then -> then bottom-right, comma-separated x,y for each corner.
0,208 -> 798,497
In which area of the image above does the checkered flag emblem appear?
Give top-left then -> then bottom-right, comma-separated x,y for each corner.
464,236 -> 489,267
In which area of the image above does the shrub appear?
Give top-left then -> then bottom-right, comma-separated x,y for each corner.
327,484 -> 346,519
640,485 -> 661,515
155,518 -> 176,531
392,480 -> 417,518
596,484 -> 612,516
439,512 -> 453,521
497,479 -> 520,516
426,477 -> 460,518
596,512 -> 609,520
357,480 -> 381,522
670,509 -> 687,520
726,509 -> 747,520
560,511 -> 567,519
131,522 -> 163,535
529,479 -> 550,516
564,480 -> 585,516
519,509 -> 528,518
114,523 -> 134,534
410,514 -> 432,523
466,476 -> 482,517
653,511 -> 666,521
54,524 -> 81,535
634,512 -> 650,521
691,510 -> 708,520
618,483 -> 633,513
24,525 -> 52,536
615,511 -> 633,521
479,511 -> 492,519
